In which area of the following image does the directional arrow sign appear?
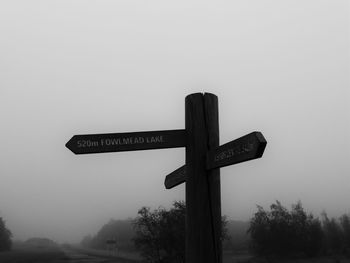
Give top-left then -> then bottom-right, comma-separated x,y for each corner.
206,131 -> 266,170
164,165 -> 186,189
164,132 -> 267,189
66,129 -> 186,154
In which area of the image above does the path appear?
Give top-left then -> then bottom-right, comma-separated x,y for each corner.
56,246 -> 141,263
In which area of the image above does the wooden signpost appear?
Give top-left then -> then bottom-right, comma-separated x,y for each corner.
66,93 -> 267,263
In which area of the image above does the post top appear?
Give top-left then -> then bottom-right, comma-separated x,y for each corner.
185,92 -> 218,101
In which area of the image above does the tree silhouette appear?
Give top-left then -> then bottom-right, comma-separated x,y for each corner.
340,214 -> 350,255
133,201 -> 228,263
133,202 -> 185,263
248,201 -> 323,257
0,217 -> 12,251
322,212 -> 344,254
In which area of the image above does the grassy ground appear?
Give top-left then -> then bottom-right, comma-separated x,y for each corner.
223,251 -> 350,263
242,257 -> 350,263
223,251 -> 254,263
68,245 -> 142,262
6,244 -> 345,263
0,243 -> 67,263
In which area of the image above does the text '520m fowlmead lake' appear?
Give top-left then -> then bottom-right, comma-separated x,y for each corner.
66,92 -> 267,263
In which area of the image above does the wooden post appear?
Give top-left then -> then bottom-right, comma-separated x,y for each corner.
204,93 -> 222,263
185,93 -> 221,263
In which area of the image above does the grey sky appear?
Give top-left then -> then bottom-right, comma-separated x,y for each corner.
0,1 -> 349,243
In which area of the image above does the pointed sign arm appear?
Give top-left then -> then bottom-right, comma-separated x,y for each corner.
164,165 -> 186,189
206,131 -> 266,170
164,131 -> 267,190
66,129 -> 186,154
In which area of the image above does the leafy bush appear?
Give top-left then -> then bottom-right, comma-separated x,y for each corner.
248,201 -> 323,257
322,212 -> 343,254
0,217 -> 12,251
340,214 -> 350,256
133,201 -> 228,263
133,201 -> 186,263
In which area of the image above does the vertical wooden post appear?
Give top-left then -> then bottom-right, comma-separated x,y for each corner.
185,93 -> 221,263
204,93 -> 222,263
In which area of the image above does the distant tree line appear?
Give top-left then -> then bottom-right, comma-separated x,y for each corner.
81,218 -> 136,251
82,199 -> 350,261
248,200 -> 350,258
81,201 -> 229,263
0,217 -> 12,251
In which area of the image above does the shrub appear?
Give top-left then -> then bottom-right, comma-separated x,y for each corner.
0,217 -> 12,251
133,201 -> 228,263
248,201 -> 323,257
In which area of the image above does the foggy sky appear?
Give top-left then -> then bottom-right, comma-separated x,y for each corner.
0,1 -> 349,243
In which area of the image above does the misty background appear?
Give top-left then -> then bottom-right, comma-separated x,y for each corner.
0,1 -> 349,244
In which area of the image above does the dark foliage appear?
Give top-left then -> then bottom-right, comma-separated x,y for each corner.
133,201 -> 186,263
248,201 -> 323,257
0,217 -> 12,251
322,212 -> 344,254
340,214 -> 350,256
322,212 -> 349,255
133,201 -> 228,263
248,201 -> 350,259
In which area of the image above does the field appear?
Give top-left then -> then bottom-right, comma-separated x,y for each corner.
68,244 -> 142,262
0,242 -> 67,263
2,244 -> 350,263
223,251 -> 350,263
